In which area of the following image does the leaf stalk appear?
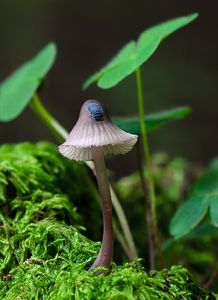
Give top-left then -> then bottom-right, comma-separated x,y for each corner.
135,67 -> 162,268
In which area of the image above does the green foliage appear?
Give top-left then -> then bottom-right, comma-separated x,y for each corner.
0,43 -> 56,122
117,155 -> 218,292
210,195 -> 218,226
164,229 -> 218,294
112,106 -> 191,134
170,159 -> 218,239
170,195 -> 209,240
116,154 -> 190,254
83,13 -> 198,89
0,142 -> 213,299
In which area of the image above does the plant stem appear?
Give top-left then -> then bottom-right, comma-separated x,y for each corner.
135,67 -> 160,267
89,147 -> 113,271
29,94 -> 68,143
29,94 -> 137,261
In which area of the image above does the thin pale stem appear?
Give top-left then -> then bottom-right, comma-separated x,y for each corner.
29,94 -> 137,261
135,67 -> 160,266
89,147 -> 113,271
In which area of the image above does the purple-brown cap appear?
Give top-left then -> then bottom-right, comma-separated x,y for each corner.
59,100 -> 138,161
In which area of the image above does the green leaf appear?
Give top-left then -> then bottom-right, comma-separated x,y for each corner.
83,13 -> 198,89
210,195 -> 218,227
170,159 -> 218,238
0,43 -> 57,122
111,106 -> 191,134
170,195 -> 209,239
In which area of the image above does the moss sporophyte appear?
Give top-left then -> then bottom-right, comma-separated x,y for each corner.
59,99 -> 138,272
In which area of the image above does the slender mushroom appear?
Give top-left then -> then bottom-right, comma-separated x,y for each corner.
59,99 -> 137,272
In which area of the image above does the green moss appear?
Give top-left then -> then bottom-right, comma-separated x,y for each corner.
0,219 -> 99,299
0,142 -> 214,299
0,142 -> 89,275
0,255 -> 213,299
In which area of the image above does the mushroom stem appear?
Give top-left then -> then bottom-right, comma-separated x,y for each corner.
89,146 -> 113,271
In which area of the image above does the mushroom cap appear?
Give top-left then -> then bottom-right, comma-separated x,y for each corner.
59,100 -> 138,161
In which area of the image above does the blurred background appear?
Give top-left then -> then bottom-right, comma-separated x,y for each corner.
0,0 -> 218,176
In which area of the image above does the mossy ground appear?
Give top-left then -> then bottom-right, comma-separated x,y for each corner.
0,142 -> 215,299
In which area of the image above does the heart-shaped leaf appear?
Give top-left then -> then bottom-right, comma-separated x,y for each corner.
0,43 -> 57,122
111,106 -> 191,134
170,159 -> 218,239
83,13 -> 198,90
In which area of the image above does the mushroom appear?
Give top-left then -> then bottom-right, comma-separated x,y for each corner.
59,99 -> 137,272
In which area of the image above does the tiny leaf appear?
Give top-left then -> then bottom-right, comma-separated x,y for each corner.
83,13 -> 198,89
170,195 -> 209,239
0,43 -> 57,122
111,106 -> 191,134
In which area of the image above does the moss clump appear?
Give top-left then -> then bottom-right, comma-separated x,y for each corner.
0,219 -> 99,299
0,142 -> 214,299
0,142 -> 90,275
0,251 -> 214,299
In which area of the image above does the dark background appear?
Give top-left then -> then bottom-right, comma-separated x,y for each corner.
0,0 -> 218,175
